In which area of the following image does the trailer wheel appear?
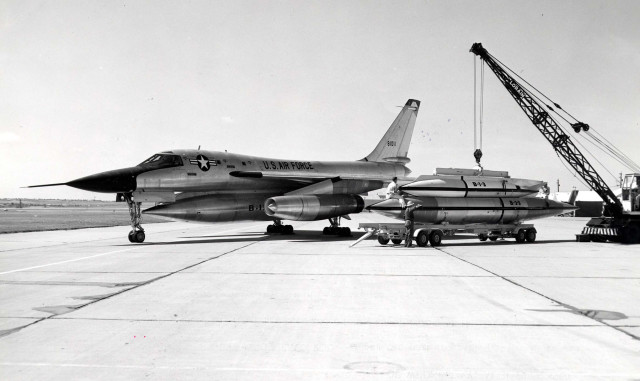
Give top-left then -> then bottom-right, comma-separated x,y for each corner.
515,229 -> 526,243
416,231 -> 429,247
377,236 -> 390,245
489,236 -> 498,241
525,228 -> 537,243
429,230 -> 443,247
478,234 -> 488,241
391,238 -> 403,245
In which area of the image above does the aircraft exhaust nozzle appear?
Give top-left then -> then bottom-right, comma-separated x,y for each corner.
264,195 -> 365,221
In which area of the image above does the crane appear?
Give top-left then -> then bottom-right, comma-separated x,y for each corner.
469,43 -> 640,244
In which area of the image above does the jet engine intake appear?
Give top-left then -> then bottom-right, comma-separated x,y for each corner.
264,194 -> 365,221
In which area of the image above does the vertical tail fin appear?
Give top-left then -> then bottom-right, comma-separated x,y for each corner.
362,99 -> 420,163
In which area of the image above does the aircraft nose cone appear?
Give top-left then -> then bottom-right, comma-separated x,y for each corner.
66,167 -> 139,193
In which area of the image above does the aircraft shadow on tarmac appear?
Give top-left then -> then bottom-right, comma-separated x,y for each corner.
118,230 -> 575,246
119,230 -> 368,246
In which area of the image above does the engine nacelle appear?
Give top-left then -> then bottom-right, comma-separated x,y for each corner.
264,194 -> 365,221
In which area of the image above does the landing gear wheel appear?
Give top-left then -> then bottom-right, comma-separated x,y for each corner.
525,228 -> 537,243
267,221 -> 292,234
377,236 -> 390,245
339,227 -> 351,237
489,236 -> 498,241
429,230 -> 443,247
515,229 -> 526,243
478,234 -> 488,242
323,227 -> 338,235
391,238 -> 403,245
123,193 -> 145,243
135,231 -> 146,243
324,217 -> 349,237
416,230 -> 429,247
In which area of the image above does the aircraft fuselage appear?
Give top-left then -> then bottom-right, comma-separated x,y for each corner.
134,150 -> 410,196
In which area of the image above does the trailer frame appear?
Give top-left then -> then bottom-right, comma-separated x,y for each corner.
351,221 -> 536,247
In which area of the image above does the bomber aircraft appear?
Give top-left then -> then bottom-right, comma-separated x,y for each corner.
29,99 -> 421,242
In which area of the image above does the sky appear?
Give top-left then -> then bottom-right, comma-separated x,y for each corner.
1,0 -> 639,200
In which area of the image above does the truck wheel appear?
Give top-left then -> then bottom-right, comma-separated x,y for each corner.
391,238 -> 403,245
489,236 -> 498,241
429,230 -> 443,247
416,231 -> 429,247
622,224 -> 640,244
478,234 -> 488,241
515,229 -> 526,243
525,228 -> 537,243
377,236 -> 390,245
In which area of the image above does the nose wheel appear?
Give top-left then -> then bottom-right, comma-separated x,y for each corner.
124,193 -> 145,243
128,230 -> 145,243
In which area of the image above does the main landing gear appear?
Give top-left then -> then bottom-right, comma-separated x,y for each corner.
323,217 -> 351,237
266,220 -> 293,234
124,193 -> 145,243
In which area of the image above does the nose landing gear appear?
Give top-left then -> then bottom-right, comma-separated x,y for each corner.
124,193 -> 145,243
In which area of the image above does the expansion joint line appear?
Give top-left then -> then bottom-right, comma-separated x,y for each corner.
434,247 -> 639,342
0,235 -> 269,339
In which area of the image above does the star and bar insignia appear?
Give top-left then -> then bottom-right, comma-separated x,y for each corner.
189,154 -> 216,171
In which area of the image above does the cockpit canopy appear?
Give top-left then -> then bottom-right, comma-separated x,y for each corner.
138,154 -> 183,170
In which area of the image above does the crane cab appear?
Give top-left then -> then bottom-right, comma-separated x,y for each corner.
621,173 -> 640,212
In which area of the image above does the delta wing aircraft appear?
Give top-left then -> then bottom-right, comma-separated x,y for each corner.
29,99 -> 421,242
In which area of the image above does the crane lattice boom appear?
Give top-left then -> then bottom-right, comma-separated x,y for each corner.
470,43 -> 623,217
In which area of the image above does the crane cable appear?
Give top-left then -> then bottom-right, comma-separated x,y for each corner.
556,151 -> 590,190
474,56 -> 477,154
579,133 -> 639,176
487,51 -> 640,174
480,60 -> 484,154
586,131 -> 640,172
473,56 -> 484,168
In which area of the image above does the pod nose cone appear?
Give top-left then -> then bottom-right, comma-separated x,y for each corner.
558,201 -> 580,213
143,203 -> 183,219
66,167 -> 139,193
366,199 -> 403,218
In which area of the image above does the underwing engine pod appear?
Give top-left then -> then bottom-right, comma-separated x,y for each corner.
264,194 -> 365,221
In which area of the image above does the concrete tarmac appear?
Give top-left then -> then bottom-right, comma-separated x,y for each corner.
1,214 -> 639,380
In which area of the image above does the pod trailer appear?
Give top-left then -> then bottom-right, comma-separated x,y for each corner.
350,222 -> 536,247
